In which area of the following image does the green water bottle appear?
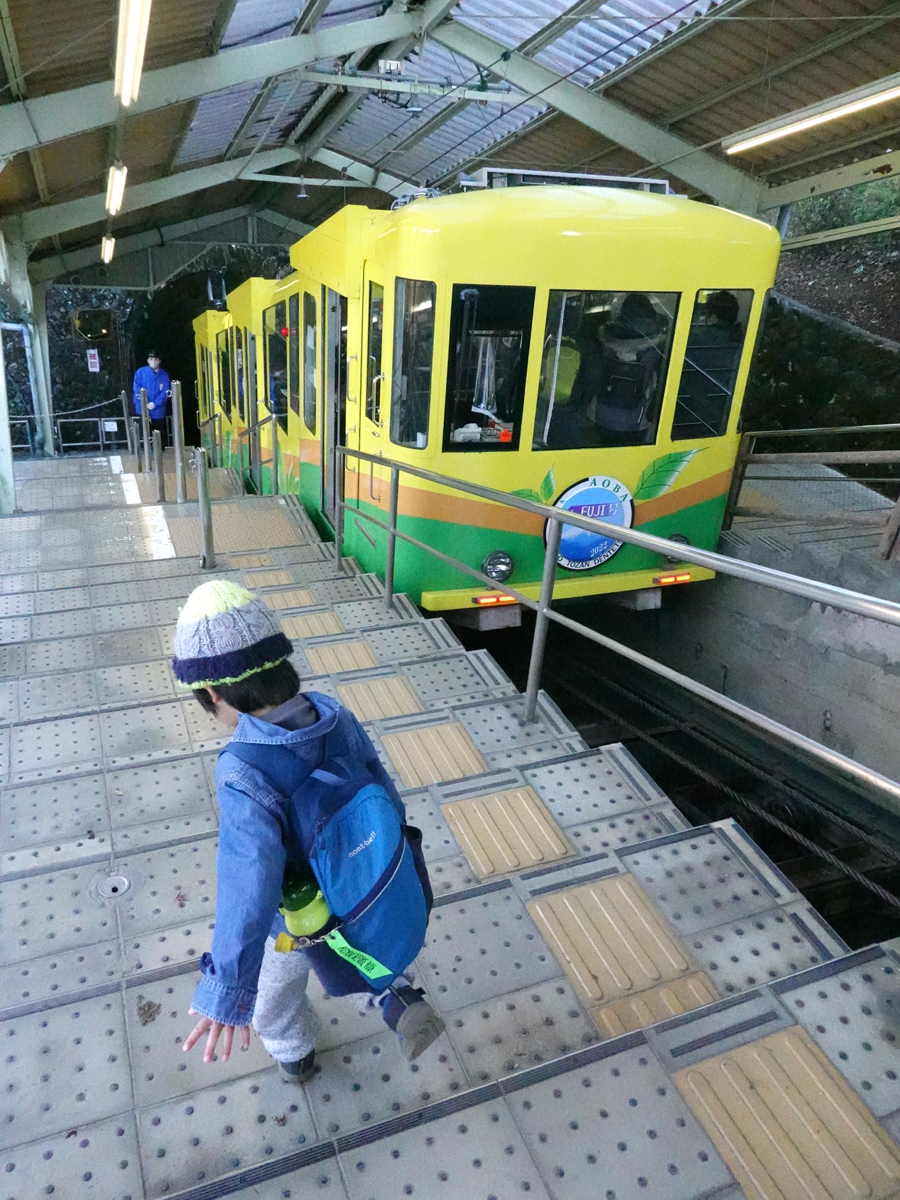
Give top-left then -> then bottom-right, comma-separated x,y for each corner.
279,865 -> 330,938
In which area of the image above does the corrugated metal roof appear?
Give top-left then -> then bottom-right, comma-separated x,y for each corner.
533,0 -> 721,86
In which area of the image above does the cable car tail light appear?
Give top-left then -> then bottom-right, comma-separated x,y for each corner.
654,572 -> 692,586
472,594 -> 517,606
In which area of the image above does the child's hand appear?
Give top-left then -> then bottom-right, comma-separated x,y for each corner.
182,1008 -> 251,1063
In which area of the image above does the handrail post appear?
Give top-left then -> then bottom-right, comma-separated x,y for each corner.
334,449 -> 344,573
120,390 -> 133,455
524,518 -> 561,723
196,447 -> 216,569
131,418 -> 142,470
723,432 -> 753,531
270,413 -> 278,495
171,380 -> 187,503
153,429 -> 166,503
140,386 -> 151,474
384,466 -> 400,610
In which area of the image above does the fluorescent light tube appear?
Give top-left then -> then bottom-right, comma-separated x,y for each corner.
724,70 -> 900,155
101,236 -> 116,264
105,163 -> 127,215
115,0 -> 153,106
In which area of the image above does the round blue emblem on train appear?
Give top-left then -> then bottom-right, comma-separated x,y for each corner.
550,476 -> 634,571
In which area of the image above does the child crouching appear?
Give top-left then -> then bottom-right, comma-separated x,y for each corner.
174,580 -> 444,1082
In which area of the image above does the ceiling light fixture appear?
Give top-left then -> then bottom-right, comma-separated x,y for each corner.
105,162 -> 128,215
115,0 -> 153,106
724,70 -> 900,155
297,176 -> 308,200
101,235 -> 116,264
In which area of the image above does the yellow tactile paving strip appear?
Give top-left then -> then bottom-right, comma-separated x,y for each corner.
282,611 -> 344,638
382,722 -> 487,788
244,569 -> 294,587
675,1027 -> 900,1200
527,875 -> 695,1006
166,503 -> 303,556
592,971 -> 719,1038
337,676 -> 425,721
264,588 -> 316,610
442,786 -> 571,878
305,640 -> 378,674
231,552 -> 275,568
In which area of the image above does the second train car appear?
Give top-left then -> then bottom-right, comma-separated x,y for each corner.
194,185 -> 780,621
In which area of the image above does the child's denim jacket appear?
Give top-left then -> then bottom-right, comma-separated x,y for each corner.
191,691 -> 404,1026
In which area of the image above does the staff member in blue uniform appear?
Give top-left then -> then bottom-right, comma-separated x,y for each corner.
133,350 -> 171,446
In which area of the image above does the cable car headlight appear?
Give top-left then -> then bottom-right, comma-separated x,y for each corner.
664,533 -> 690,565
482,550 -> 514,582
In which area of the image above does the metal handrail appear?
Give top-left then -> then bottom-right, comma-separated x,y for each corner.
336,446 -> 900,629
238,411 -> 279,495
746,422 -> 900,438
333,443 -> 900,810
724,425 -> 900,553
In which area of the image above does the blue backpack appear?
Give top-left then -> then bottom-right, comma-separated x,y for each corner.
225,738 -> 430,990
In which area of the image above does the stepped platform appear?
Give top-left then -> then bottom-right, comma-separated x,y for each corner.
3,456 -> 900,1200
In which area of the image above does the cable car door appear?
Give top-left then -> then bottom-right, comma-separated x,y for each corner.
323,288 -> 350,526
358,270 -> 385,520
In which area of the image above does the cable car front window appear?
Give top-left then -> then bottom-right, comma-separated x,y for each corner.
533,290 -> 678,450
443,284 -> 535,452
263,300 -> 288,432
671,289 -> 753,441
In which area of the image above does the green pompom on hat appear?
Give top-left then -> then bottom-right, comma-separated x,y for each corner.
172,579 -> 293,688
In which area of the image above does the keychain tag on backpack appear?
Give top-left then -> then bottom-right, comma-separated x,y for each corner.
324,929 -> 392,981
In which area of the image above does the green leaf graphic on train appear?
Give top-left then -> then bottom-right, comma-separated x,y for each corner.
633,450 -> 700,501
512,467 -> 555,505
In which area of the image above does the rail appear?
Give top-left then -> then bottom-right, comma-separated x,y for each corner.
237,411 -> 279,496
333,444 -> 900,812
56,415 -> 130,454
10,416 -> 36,456
723,423 -> 900,557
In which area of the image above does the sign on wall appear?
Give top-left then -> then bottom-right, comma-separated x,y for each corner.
86,349 -> 100,372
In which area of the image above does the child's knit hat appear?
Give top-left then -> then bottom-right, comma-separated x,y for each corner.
172,579 -> 293,688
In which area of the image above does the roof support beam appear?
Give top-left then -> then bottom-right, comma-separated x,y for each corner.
307,147 -> 416,198
28,205 -> 265,282
432,20 -> 762,212
10,145 -> 417,243
0,11 -> 420,159
11,148 -> 301,242
764,150 -> 900,210
224,0 -> 335,160
296,0 -> 462,158
296,69 -> 539,106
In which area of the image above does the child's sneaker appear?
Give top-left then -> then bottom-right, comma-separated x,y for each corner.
396,998 -> 445,1062
277,1048 -> 316,1084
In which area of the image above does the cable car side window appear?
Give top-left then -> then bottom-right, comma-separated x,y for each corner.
391,278 -> 436,449
303,292 -> 317,435
216,329 -> 232,418
444,284 -> 534,452
533,290 -> 678,450
235,328 -> 246,423
366,281 -> 384,425
288,293 -> 300,419
264,300 -> 288,432
671,289 -> 753,441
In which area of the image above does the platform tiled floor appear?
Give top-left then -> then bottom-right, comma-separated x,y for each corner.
2,456 -> 900,1200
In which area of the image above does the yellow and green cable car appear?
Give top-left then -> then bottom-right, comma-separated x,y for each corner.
195,186 -> 780,618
